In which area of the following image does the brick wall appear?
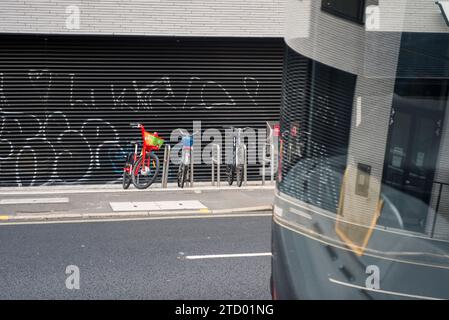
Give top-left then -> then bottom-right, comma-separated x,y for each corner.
0,0 -> 285,37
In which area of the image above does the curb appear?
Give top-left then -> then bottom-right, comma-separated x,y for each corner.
0,184 -> 275,196
0,205 -> 273,223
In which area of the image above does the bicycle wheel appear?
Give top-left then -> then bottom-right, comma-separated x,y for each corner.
132,152 -> 160,189
226,164 -> 234,185
236,164 -> 244,187
177,164 -> 188,188
122,152 -> 133,189
123,170 -> 132,189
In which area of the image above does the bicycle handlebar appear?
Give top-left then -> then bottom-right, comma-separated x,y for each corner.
177,129 -> 200,137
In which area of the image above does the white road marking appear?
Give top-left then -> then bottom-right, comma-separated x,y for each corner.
109,200 -> 207,212
328,278 -> 443,300
0,197 -> 69,205
0,213 -> 272,226
184,252 -> 272,260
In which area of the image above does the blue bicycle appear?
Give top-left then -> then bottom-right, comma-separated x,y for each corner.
177,129 -> 198,188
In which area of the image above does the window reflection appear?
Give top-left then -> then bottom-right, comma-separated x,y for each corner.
380,80 -> 446,234
279,35 -> 449,240
278,48 -> 355,213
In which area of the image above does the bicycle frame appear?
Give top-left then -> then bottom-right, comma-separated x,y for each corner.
179,129 -> 198,166
124,123 -> 163,176
231,128 -> 245,166
181,136 -> 193,166
224,126 -> 248,187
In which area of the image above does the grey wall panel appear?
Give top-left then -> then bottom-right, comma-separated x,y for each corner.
0,0 -> 285,37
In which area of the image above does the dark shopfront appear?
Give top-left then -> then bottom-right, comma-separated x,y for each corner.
0,35 -> 283,186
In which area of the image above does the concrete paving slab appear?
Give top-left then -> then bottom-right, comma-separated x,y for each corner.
155,200 -> 207,210
0,197 -> 69,205
109,200 -> 207,212
0,187 -> 274,222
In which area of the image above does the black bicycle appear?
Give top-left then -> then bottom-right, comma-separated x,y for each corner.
224,126 -> 249,187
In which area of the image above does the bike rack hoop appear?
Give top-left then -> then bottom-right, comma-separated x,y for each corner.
162,144 -> 171,188
189,146 -> 194,188
243,144 -> 248,186
262,143 -> 275,185
211,144 -> 221,187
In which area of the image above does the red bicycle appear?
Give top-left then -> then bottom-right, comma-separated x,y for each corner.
123,123 -> 164,189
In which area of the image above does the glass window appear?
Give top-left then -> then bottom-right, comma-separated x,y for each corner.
321,0 -> 365,24
379,79 -> 447,233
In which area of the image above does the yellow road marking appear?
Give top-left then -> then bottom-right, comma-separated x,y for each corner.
199,208 -> 210,214
0,216 -> 9,221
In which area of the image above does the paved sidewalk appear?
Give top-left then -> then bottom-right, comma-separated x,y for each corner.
0,184 -> 275,222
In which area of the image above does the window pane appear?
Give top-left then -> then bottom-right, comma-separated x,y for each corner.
321,0 -> 364,22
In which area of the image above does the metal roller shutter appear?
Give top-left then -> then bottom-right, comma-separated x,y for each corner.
0,35 -> 283,186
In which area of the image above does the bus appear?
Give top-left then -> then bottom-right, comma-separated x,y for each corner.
271,0 -> 449,300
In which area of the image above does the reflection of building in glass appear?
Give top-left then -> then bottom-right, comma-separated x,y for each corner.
272,0 -> 449,300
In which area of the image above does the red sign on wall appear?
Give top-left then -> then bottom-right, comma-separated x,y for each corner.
273,124 -> 280,137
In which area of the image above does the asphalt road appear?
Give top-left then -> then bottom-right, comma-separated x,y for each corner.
0,214 -> 272,299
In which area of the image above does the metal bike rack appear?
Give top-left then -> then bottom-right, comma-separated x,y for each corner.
188,147 -> 194,188
236,144 -> 248,186
262,143 -> 275,185
211,144 -> 221,187
162,144 -> 171,188
243,144 -> 248,186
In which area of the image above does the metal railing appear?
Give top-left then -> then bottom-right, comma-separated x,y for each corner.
211,144 -> 221,187
262,143 -> 275,185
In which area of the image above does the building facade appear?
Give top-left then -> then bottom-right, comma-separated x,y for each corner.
272,0 -> 449,299
0,1 -> 285,186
